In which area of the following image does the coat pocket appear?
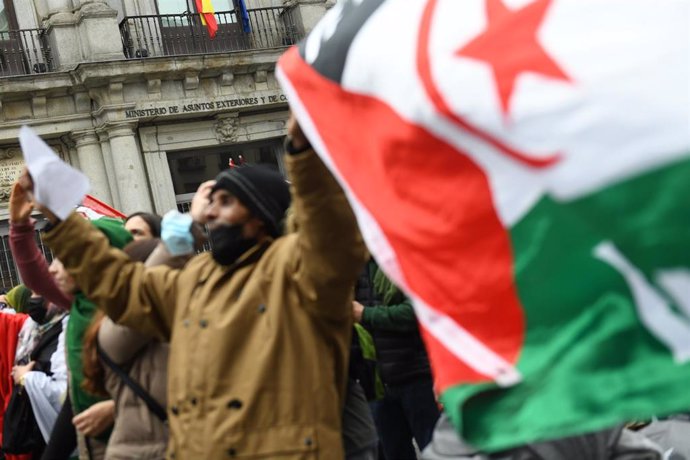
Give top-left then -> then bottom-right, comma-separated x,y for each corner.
225,425 -> 318,458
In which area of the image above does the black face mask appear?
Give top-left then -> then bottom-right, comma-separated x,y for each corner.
26,297 -> 47,324
209,223 -> 258,266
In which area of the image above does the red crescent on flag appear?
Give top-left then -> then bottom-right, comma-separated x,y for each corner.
416,0 -> 561,169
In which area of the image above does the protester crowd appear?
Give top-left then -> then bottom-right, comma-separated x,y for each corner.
0,103 -> 688,460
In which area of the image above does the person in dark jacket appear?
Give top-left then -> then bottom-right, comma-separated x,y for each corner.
9,296 -> 68,458
353,259 -> 440,460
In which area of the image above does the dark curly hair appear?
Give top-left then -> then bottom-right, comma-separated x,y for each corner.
125,212 -> 163,238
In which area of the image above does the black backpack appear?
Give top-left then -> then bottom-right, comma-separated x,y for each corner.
1,384 -> 42,454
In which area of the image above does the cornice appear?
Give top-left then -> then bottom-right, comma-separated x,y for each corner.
0,48 -> 284,99
70,48 -> 284,88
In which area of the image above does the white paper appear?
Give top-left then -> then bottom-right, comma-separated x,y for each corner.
19,126 -> 90,220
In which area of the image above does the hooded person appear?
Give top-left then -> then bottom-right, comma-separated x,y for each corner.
65,217 -> 132,460
207,164 -> 291,265
6,285 -> 43,389
7,202 -> 133,460
8,295 -> 69,457
35,117 -> 368,459
0,284 -> 32,459
0,291 -> 31,458
5,284 -> 31,314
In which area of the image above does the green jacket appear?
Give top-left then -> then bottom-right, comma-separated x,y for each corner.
361,263 -> 417,332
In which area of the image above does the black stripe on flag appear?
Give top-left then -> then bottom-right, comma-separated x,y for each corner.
298,0 -> 386,84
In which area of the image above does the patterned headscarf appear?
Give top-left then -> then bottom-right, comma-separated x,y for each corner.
5,284 -> 31,312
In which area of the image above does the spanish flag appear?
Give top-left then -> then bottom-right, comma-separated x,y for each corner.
194,0 -> 218,39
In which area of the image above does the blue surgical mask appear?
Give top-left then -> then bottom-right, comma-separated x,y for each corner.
161,210 -> 195,256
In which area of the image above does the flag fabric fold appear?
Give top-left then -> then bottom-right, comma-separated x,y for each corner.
237,0 -> 251,33
277,0 -> 690,451
195,0 -> 218,39
77,195 -> 126,220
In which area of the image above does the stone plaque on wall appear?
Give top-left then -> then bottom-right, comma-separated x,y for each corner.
0,148 -> 25,207
0,144 -> 67,214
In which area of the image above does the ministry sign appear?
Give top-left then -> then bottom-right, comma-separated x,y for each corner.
125,92 -> 287,119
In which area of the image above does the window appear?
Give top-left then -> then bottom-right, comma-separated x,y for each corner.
0,1 -> 28,77
168,138 -> 284,196
154,0 -> 248,55
157,0 -> 237,30
0,0 -> 17,39
157,0 -> 189,15
0,6 -> 8,33
157,0 -> 234,15
0,0 -> 17,32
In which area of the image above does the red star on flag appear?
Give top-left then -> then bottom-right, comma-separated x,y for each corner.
456,0 -> 572,117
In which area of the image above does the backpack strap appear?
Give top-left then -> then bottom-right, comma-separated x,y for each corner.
29,320 -> 63,362
97,345 -> 167,422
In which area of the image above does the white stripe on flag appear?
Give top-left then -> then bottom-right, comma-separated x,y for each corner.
338,0 -> 690,226
278,63 -> 522,385
594,241 -> 690,364
413,294 -> 522,387
75,206 -> 105,220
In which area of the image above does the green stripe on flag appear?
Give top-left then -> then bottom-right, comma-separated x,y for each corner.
441,155 -> 690,452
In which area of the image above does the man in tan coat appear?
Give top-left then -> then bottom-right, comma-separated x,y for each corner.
28,118 -> 367,459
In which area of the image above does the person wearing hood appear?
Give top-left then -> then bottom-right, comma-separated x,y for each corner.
0,285 -> 32,460
9,182 -> 132,460
8,295 -> 68,457
4,285 -> 32,314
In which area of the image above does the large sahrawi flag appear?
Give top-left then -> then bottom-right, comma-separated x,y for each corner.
278,0 -> 690,451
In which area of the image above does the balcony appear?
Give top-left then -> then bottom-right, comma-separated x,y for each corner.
0,29 -> 53,77
120,7 -> 302,59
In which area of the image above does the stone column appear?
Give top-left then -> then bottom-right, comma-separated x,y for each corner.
60,134 -> 80,170
44,0 -> 81,70
46,0 -> 73,14
107,123 -> 153,214
143,150 -> 178,215
75,1 -> 123,61
72,130 -> 112,204
97,130 -> 122,210
138,127 -> 177,215
286,0 -> 335,34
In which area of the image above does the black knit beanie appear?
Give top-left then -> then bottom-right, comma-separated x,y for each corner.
211,165 -> 291,237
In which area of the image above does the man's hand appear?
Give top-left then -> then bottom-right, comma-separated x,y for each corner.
11,361 -> 35,385
352,301 -> 365,324
13,168 -> 60,223
286,114 -> 309,151
9,180 -> 34,224
190,180 -> 216,225
72,400 -> 115,437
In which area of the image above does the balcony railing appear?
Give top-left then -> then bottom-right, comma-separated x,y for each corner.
0,28 -> 53,77
120,7 -> 302,59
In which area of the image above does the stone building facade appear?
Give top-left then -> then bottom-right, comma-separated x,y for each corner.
0,0 -> 332,288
